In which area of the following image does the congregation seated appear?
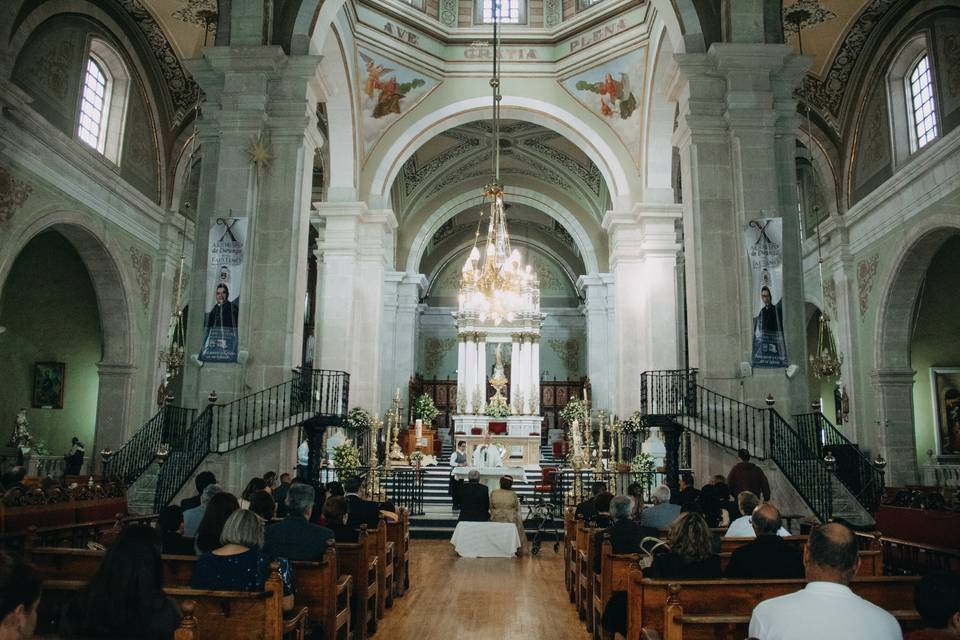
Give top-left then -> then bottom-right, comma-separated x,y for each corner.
195,491 -> 240,554
248,490 -> 277,523
749,522 -> 902,640
344,476 -> 398,528
158,505 -> 195,556
725,490 -> 791,537
699,475 -> 739,527
262,471 -> 277,495
191,509 -> 295,611
575,481 -> 613,524
724,503 -> 804,579
264,483 -> 334,561
593,495 -> 658,573
61,524 -> 181,640
646,511 -> 722,579
323,496 -> 360,543
0,552 -> 41,640
671,471 -> 701,512
457,469 -> 490,523
489,475 -> 526,552
908,572 -> 960,640
239,477 -> 268,510
626,482 -> 644,521
180,470 -> 217,513
273,473 -> 292,518
183,482 -> 223,538
640,484 -> 681,530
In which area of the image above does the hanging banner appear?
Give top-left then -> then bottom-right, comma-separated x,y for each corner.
745,218 -> 788,368
200,216 -> 247,363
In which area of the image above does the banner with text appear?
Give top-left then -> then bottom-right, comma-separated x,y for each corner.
745,218 -> 788,368
200,217 -> 247,363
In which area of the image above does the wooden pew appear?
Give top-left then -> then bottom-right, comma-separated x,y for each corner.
592,538 -> 640,640
365,522 -> 394,619
576,521 -> 601,630
337,528 -> 378,640
718,535 -> 807,554
36,563 -> 307,640
564,510 -> 578,601
625,572 -> 921,640
652,608 -> 922,640
386,508 -> 409,596
715,549 -> 882,576
27,547 -> 352,640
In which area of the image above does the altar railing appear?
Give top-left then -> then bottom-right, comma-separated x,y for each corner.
558,469 -> 672,505
317,465 -> 425,515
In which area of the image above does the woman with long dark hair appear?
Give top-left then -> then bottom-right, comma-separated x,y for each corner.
239,478 -> 267,508
61,524 -> 179,639
195,492 -> 240,553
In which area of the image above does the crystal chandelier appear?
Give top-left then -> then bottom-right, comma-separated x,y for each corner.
457,0 -> 538,325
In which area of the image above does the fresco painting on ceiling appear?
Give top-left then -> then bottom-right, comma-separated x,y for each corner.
561,47 -> 646,167
358,49 -> 438,158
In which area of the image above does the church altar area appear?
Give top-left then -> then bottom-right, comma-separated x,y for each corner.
452,466 -> 528,492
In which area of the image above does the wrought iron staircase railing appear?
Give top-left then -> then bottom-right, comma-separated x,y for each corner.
639,369 -> 853,522
794,412 -> 884,513
105,406 -> 196,485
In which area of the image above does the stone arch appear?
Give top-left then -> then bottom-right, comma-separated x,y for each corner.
404,187 -> 602,275
366,97 -> 634,207
872,214 -> 960,483
320,21 -> 360,200
645,22 -> 679,203
0,209 -> 140,454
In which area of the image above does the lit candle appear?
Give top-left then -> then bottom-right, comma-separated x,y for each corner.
582,388 -> 588,403
395,388 -> 401,402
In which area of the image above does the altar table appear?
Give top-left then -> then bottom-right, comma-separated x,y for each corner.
452,466 -> 528,492
450,521 -> 521,558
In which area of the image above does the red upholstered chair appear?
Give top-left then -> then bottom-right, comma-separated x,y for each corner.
534,466 -> 559,502
488,422 -> 507,435
553,440 -> 568,460
470,427 -> 483,435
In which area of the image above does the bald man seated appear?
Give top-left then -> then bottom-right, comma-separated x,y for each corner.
749,522 -> 902,640
724,503 -> 804,579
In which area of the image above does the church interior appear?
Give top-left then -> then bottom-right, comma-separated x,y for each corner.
1,0 -> 960,638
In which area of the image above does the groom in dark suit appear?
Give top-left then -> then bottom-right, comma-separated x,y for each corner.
458,469 -> 490,522
725,503 -> 804,579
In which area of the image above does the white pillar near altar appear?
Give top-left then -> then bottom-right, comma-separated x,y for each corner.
464,333 -> 476,413
457,335 -> 466,412
516,335 -> 528,414
476,333 -> 487,413
531,336 -> 540,414
510,334 -> 521,409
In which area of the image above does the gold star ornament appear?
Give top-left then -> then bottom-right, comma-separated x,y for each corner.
246,135 -> 272,172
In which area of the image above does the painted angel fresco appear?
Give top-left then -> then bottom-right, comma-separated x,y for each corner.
575,72 -> 637,119
360,52 -> 426,119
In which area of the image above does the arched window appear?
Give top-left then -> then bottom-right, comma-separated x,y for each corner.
907,54 -> 938,151
476,0 -> 524,24
75,40 -> 130,163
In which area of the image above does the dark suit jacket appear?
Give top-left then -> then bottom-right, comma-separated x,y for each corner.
458,481 -> 490,522
345,495 -> 381,530
672,487 -> 701,512
724,534 -> 804,579
161,531 -> 196,556
646,552 -> 722,579
575,492 -> 614,524
180,494 -> 201,512
329,523 -> 360,543
593,519 -> 659,573
263,515 -> 335,561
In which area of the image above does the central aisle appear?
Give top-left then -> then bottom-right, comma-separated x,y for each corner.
376,539 -> 591,640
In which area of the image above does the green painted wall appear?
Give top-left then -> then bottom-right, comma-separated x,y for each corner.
0,231 -> 102,457
911,235 -> 960,466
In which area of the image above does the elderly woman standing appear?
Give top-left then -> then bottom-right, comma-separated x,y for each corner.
489,476 -> 527,554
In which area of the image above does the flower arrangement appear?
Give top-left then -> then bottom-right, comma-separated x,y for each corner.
486,396 -> 510,418
332,442 -> 361,478
32,439 -> 50,456
622,411 -> 650,440
346,407 -> 372,431
559,397 -> 589,426
412,394 -> 439,424
630,452 -> 655,475
409,451 -> 425,467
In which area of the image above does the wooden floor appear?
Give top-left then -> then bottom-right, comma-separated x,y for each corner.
376,540 -> 591,640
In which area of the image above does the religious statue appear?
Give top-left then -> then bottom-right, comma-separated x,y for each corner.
568,418 -> 585,469
8,408 -> 32,450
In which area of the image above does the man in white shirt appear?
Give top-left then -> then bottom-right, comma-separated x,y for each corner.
183,483 -> 223,538
724,491 -> 790,537
297,438 -> 309,480
748,522 -> 902,640
449,441 -> 468,510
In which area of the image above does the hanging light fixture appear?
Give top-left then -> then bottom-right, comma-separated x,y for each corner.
457,0 -> 539,325
788,9 -> 844,380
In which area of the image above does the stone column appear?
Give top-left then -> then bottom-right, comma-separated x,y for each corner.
510,333 -> 521,410
605,212 -> 645,414
182,48 -> 323,405
93,363 -> 136,469
392,273 -> 427,414
530,335 -> 540,416
464,333 -> 476,413
457,335 -> 467,412
872,368 -> 919,485
476,333 -> 487,413
577,275 -> 614,409
825,223 -> 862,439
516,335 -> 529,414
670,44 -> 809,412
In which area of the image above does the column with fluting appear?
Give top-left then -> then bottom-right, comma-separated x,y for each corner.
457,334 -> 467,413
510,333 -> 521,414
531,335 -> 541,414
464,332 -> 476,414
476,333 -> 487,414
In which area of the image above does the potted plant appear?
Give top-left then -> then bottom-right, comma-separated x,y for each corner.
332,442 -> 361,480
412,394 -> 439,425
346,407 -> 372,431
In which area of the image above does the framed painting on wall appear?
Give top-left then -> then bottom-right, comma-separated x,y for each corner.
930,367 -> 960,455
32,362 -> 65,409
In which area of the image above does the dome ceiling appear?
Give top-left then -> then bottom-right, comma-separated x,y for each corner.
390,119 -> 610,223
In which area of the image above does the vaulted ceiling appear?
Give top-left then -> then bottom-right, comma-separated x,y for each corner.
390,120 -> 611,224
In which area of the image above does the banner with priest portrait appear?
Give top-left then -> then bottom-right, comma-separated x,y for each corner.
745,218 -> 788,368
200,216 -> 247,363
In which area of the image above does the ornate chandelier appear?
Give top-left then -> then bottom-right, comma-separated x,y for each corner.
457,1 -> 538,325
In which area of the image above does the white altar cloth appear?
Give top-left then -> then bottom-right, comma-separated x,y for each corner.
452,466 -> 527,492
450,521 -> 521,558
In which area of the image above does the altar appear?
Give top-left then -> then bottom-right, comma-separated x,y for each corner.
452,466 -> 528,492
